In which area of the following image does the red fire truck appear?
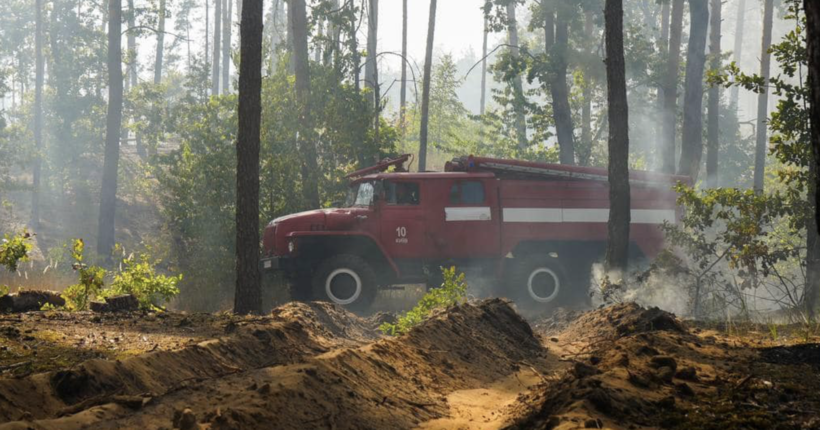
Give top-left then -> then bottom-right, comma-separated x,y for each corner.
262,155 -> 687,311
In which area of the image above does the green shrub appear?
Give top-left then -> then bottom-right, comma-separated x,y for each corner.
62,239 -> 106,311
380,266 -> 468,336
104,253 -> 182,310
0,230 -> 32,272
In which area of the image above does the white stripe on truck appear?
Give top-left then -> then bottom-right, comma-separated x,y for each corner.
445,207 -> 492,221
502,208 -> 675,224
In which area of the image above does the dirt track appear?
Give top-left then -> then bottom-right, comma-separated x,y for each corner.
0,301 -> 818,429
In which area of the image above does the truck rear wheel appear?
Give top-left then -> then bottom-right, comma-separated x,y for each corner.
504,255 -> 571,313
311,254 -> 377,312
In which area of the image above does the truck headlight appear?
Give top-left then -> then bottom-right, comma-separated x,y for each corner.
288,241 -> 295,253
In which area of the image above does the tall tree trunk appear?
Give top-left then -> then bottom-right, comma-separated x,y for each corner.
580,9 -> 593,166
291,0 -> 320,208
127,0 -> 137,89
350,0 -> 360,92
753,0 -> 774,192
677,0 -> 708,180
234,0 -> 263,315
223,0 -> 232,92
31,0 -> 44,229
418,0 -> 437,172
154,0 -> 166,84
365,0 -> 378,107
97,0 -> 124,258
706,0 -> 721,187
480,15 -> 488,116
507,2 -> 528,151
315,18 -> 324,63
661,0 -> 684,173
365,0 -> 379,142
656,0 -> 670,156
546,3 -> 576,165
804,0 -> 820,319
212,0 -> 222,95
206,0 -> 210,66
604,0 -> 631,273
729,0 -> 746,109
660,0 -> 670,50
400,0 -> 408,128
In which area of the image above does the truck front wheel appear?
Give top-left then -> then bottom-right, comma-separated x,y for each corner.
311,254 -> 377,312
505,255 -> 570,313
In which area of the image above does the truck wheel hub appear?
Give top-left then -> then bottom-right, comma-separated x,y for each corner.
325,268 -> 362,305
527,268 -> 560,303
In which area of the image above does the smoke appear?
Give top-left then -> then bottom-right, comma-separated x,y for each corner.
589,262 -> 692,318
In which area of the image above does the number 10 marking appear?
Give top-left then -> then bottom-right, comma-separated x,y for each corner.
396,226 -> 407,237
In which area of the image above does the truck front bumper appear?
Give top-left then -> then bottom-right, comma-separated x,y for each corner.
260,256 -> 284,272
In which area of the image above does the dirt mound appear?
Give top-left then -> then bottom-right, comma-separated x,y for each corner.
760,343 -> 820,369
0,311 -> 346,424
504,302 -> 820,430
557,302 -> 685,342
269,301 -> 380,344
0,299 -> 549,429
0,290 -> 64,313
531,308 -> 584,336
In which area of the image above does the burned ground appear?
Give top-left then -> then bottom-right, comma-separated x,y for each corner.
0,301 -> 818,429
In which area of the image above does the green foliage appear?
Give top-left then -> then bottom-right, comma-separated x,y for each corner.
105,253 -> 181,310
380,267 -> 468,336
62,239 -> 106,311
0,230 -> 32,272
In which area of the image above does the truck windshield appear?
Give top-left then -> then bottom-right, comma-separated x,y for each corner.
346,182 -> 376,207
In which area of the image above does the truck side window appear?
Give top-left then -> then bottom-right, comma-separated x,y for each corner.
385,181 -> 420,205
449,181 -> 486,205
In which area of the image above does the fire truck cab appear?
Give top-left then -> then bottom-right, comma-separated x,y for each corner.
262,155 -> 687,312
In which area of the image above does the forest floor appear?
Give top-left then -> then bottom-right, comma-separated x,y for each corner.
0,300 -> 819,430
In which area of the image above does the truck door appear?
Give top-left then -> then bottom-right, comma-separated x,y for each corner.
436,178 -> 500,259
378,180 -> 427,260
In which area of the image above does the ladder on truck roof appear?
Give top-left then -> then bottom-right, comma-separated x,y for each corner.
446,155 -> 690,187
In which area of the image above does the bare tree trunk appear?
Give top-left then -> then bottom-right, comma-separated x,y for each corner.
234,0 -> 263,315
580,9 -> 593,167
677,0 -> 708,180
804,0 -> 820,318
661,0 -> 684,173
31,0 -> 44,229
547,3 -> 576,165
706,0 -> 721,188
753,0 -> 774,192
730,0 -> 746,109
206,0 -> 210,66
291,0 -> 320,208
212,0 -> 222,95
604,0 -> 631,273
660,0 -> 670,49
365,0 -> 378,108
97,0 -> 124,258
480,15 -> 488,116
418,0 -> 437,172
223,0 -> 232,92
656,0 -> 670,154
400,0 -> 408,128
127,0 -> 137,89
350,0 -> 360,92
507,2 -> 528,151
154,0 -> 166,84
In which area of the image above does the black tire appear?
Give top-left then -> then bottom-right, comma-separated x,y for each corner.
311,254 -> 378,312
503,254 -> 573,313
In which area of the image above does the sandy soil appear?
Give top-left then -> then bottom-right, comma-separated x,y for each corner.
0,301 -> 818,430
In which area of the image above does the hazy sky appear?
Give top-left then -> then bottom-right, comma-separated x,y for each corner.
377,0 -> 500,70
